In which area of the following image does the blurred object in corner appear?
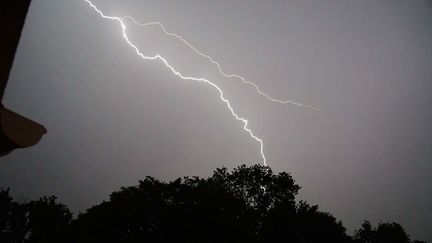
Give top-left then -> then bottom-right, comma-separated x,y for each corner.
0,0 -> 46,157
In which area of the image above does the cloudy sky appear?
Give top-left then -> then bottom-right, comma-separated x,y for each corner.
1,0 -> 431,241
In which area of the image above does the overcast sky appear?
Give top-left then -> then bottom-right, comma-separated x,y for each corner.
1,0 -> 431,241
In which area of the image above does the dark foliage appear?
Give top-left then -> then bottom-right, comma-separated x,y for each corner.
0,164 -> 426,243
0,188 -> 27,243
0,190 -> 71,243
354,220 -> 424,243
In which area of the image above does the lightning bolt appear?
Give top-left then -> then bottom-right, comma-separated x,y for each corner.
83,0 -> 267,165
121,16 -> 321,112
119,19 -> 388,155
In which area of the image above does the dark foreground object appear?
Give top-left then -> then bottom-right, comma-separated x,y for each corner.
0,165 -> 426,243
0,0 -> 46,156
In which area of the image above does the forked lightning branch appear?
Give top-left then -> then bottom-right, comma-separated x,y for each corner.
83,0 -> 322,166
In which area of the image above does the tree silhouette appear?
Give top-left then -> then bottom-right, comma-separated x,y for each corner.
0,188 -> 27,242
72,165 -> 283,242
354,220 -> 375,243
71,164 -> 351,242
26,196 -> 72,243
0,165 -> 428,243
354,220 -> 419,243
0,189 -> 71,243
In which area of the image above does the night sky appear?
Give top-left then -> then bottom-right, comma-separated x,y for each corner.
1,0 -> 431,241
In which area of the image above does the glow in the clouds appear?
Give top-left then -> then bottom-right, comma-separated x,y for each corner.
83,0 -> 267,165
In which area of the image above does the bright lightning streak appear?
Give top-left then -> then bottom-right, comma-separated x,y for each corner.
84,0 -> 267,166
122,16 -> 321,112
125,14 -> 372,134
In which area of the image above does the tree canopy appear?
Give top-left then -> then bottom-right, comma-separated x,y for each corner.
0,164 -> 426,243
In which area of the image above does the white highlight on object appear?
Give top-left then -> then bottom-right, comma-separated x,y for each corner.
83,0 -> 267,165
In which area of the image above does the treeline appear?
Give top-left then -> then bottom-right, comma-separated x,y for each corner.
0,164 -> 427,243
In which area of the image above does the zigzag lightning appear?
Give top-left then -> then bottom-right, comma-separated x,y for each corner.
122,16 -> 321,111
84,0 -> 267,165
